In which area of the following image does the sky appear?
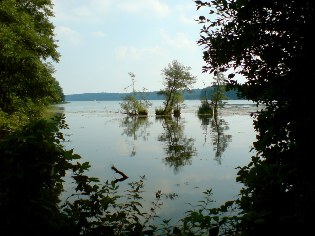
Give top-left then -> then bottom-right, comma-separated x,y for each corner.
51,0 -> 226,95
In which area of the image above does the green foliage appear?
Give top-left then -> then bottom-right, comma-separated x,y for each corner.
179,189 -> 239,236
196,0 -> 315,234
148,189 -> 240,236
0,0 -> 64,113
0,109 -> 30,133
157,60 -> 196,116
120,94 -> 145,115
155,107 -> 171,116
62,175 -> 167,236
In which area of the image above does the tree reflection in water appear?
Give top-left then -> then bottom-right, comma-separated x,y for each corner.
119,116 -> 152,156
157,116 -> 197,174
198,114 -> 232,164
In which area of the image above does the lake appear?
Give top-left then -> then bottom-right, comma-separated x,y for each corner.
56,100 -> 259,224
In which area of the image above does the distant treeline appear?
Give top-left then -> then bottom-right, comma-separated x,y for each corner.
65,86 -> 242,101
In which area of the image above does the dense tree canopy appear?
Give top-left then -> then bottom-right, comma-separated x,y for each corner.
196,0 -> 315,234
0,0 -> 63,113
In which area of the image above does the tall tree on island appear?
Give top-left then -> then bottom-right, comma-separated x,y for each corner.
156,60 -> 196,116
196,0 -> 315,235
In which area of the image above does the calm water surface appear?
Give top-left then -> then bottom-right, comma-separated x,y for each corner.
56,100 -> 259,223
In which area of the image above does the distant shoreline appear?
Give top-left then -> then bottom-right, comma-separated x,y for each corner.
65,88 -> 242,101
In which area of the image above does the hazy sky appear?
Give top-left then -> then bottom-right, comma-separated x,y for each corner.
51,0 -> 231,95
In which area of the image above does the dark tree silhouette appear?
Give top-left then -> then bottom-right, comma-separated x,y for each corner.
196,0 -> 315,234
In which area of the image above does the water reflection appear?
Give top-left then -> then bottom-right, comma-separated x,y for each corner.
56,100 -> 255,223
198,114 -> 211,144
198,114 -> 232,164
119,116 -> 152,156
157,117 -> 197,174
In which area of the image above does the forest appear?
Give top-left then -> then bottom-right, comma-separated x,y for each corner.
0,0 -> 314,235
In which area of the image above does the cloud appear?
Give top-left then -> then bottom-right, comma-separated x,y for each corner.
92,31 -> 106,38
55,26 -> 82,45
53,0 -> 170,24
117,0 -> 170,18
52,0 -> 112,22
179,14 -> 197,25
174,3 -> 200,25
115,46 -> 163,60
72,6 -> 92,18
90,0 -> 112,14
160,30 -> 195,49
